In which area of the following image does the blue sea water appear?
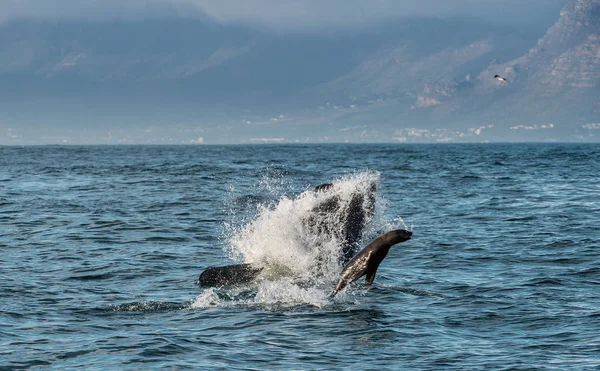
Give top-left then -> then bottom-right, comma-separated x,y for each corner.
1,143 -> 599,370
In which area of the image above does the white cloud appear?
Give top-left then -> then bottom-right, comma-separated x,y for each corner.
0,0 -> 199,23
189,0 -> 568,30
0,0 -> 568,30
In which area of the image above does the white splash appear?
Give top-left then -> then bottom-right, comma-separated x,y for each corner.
228,172 -> 380,279
190,288 -> 223,309
195,171 -> 405,308
253,279 -> 330,308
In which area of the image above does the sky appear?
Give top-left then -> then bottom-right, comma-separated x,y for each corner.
1,0 -> 569,30
2,0 -> 590,145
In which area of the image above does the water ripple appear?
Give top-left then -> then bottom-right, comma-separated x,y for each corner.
1,144 -> 599,370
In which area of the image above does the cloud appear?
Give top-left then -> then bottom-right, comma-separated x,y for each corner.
186,0 -> 570,30
0,0 -> 568,30
0,0 -> 201,23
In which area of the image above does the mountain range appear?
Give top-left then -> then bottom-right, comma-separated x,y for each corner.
0,0 -> 598,144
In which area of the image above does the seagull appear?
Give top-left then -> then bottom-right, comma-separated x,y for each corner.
494,74 -> 508,83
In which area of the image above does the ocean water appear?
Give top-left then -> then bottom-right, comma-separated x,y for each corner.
1,143 -> 599,370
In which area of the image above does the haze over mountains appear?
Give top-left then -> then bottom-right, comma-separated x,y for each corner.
1,0 -> 598,144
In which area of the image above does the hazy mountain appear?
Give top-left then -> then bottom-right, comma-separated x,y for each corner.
0,0 -> 597,144
306,0 -> 600,143
444,0 -> 600,142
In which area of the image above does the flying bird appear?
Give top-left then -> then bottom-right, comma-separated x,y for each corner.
494,75 -> 508,83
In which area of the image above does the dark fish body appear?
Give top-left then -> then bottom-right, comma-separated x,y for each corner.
331,229 -> 412,297
308,182 -> 376,264
198,264 -> 263,287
